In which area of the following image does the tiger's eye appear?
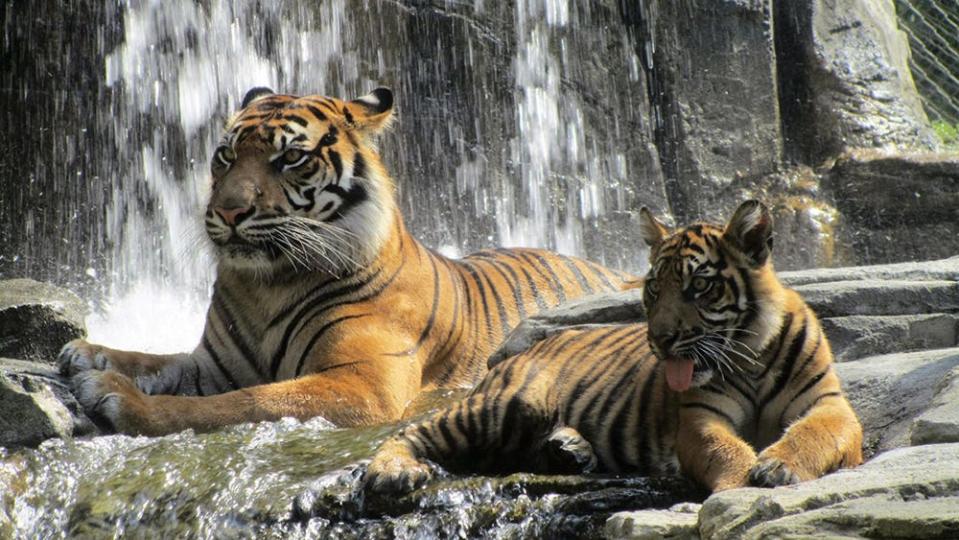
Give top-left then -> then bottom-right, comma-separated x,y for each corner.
646,278 -> 660,295
222,147 -> 236,161
692,277 -> 709,292
283,148 -> 303,163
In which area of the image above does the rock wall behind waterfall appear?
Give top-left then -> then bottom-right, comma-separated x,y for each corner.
0,0 -> 953,300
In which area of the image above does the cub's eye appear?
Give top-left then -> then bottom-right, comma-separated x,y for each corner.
274,148 -> 310,171
282,148 -> 304,163
213,146 -> 236,169
645,278 -> 660,296
691,277 -> 710,293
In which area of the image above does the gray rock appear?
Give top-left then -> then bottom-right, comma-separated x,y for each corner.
912,366 -> 959,445
822,314 -> 959,362
0,358 -> 96,448
0,279 -> 87,363
793,279 -> 959,318
648,0 -> 782,222
698,444 -> 959,539
488,289 -> 645,368
837,348 -> 959,455
779,256 -> 959,286
826,152 -> 959,265
605,502 -> 701,540
777,0 -> 937,163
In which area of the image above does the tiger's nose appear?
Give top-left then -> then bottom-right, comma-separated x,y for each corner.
215,206 -> 254,226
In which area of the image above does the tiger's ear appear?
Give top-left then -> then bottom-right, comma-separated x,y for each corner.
344,87 -> 395,135
241,87 -> 275,108
723,200 -> 774,267
639,207 -> 670,248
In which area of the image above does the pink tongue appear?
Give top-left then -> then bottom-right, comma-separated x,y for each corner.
665,358 -> 695,392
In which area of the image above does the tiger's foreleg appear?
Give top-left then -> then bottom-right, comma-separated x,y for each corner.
59,339 -> 187,380
750,386 -> 863,487
676,411 -> 758,492
69,360 -> 410,436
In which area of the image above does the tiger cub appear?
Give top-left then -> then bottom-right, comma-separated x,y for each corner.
58,88 -> 630,436
364,200 -> 863,493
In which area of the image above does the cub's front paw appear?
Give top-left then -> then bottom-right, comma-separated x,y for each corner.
58,339 -> 112,377
72,370 -> 152,435
749,456 -> 800,488
364,451 -> 433,495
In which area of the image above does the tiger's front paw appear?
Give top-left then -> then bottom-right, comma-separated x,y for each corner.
58,339 -> 114,377
749,456 -> 801,488
364,448 -> 433,494
72,370 -> 153,435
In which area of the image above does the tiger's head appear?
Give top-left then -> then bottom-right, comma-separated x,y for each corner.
205,87 -> 396,278
639,200 -> 787,392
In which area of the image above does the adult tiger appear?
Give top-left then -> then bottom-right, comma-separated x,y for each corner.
364,200 -> 863,494
58,88 -> 631,436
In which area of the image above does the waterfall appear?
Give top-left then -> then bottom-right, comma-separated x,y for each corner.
6,0 -> 660,353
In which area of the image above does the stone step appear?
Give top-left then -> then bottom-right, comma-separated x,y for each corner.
795,279 -> 959,318
780,256 -> 959,286
822,314 -> 959,362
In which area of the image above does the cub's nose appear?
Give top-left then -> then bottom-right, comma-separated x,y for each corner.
214,205 -> 254,226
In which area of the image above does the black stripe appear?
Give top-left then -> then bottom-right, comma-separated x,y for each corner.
759,313 -> 794,379
201,335 -> 240,390
797,391 -> 842,418
295,314 -> 371,376
522,252 -> 567,303
681,402 -> 737,425
560,257 -> 594,295
636,364 -> 661,473
329,150 -> 344,179
211,288 -> 266,381
476,256 -> 527,321
779,370 -> 829,427
353,152 -> 367,179
385,256 -> 442,357
760,319 -> 808,409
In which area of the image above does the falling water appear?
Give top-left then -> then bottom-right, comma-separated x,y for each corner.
66,0 -> 659,353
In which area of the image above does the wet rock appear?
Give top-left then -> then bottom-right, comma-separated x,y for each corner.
605,502 -> 701,539
911,365 -> 959,445
825,152 -> 959,265
698,444 -> 959,539
0,357 -> 96,448
647,0 -> 782,221
294,465 -> 705,539
776,0 -> 938,163
836,348 -> 959,455
0,279 -> 87,363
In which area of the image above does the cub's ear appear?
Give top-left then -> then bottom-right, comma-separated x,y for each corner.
344,87 -> 395,134
639,207 -> 670,248
723,200 -> 774,267
241,87 -> 275,108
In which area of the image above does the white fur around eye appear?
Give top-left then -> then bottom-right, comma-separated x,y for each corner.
314,191 -> 341,220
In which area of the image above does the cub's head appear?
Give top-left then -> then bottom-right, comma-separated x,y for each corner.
205,87 -> 396,277
640,200 -> 786,392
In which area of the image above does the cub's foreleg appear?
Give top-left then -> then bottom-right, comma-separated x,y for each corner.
676,409 -> 758,492
750,369 -> 863,487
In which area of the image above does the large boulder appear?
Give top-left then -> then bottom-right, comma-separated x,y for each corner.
0,279 -> 87,363
776,0 -> 938,163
